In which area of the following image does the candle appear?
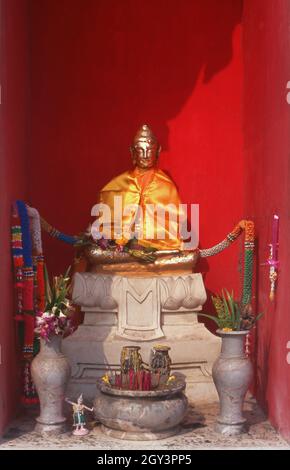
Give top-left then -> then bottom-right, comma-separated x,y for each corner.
272,214 -> 279,261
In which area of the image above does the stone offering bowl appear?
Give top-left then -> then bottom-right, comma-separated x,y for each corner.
93,380 -> 188,440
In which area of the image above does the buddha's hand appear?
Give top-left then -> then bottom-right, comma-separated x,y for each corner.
128,249 -> 157,263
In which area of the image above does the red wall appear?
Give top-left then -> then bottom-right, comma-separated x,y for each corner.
2,0 -> 290,443
243,0 -> 290,441
0,0 -> 30,434
28,0 -> 244,307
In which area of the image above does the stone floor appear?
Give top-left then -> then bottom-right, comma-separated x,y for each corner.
0,396 -> 288,450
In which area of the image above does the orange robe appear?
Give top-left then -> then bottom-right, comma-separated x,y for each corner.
97,167 -> 182,250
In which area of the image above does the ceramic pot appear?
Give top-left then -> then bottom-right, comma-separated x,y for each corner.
31,335 -> 71,427
150,345 -> 172,386
212,329 -> 253,435
120,345 -> 143,373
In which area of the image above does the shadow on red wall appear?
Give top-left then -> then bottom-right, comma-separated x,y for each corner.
28,0 -> 244,297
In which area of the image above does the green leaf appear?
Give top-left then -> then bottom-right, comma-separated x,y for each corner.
44,264 -> 52,306
225,289 -> 235,316
42,265 -> 72,315
222,289 -> 231,320
226,289 -> 242,330
253,312 -> 264,324
64,265 -> 71,279
193,312 -> 221,327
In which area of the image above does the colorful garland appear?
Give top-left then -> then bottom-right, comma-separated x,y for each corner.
11,216 -> 24,322
16,201 -> 35,357
40,216 -> 79,245
25,209 -> 255,307
11,201 -> 46,404
200,220 -> 255,305
242,221 -> 255,305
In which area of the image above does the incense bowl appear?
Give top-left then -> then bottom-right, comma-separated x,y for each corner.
93,379 -> 188,440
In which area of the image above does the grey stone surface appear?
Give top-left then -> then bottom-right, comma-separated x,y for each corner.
31,336 -> 71,427
63,272 -> 221,403
34,422 -> 68,437
94,381 -> 188,440
213,330 -> 253,435
98,424 -> 182,441
0,396 -> 289,449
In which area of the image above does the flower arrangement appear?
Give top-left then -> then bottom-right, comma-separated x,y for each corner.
197,289 -> 263,332
76,228 -> 157,263
35,266 -> 74,341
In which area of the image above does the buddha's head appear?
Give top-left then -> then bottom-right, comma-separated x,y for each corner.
130,124 -> 161,170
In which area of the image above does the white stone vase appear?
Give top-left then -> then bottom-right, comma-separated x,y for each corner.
212,329 -> 253,436
31,335 -> 71,430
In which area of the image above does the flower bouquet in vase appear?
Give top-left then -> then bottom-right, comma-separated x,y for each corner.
31,266 -> 73,434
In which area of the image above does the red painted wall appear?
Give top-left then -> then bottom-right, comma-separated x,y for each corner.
243,0 -> 290,441
28,0 -> 244,307
0,0 -> 30,434
2,0 -> 290,443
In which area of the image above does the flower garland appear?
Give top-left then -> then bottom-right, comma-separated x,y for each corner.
21,208 -> 255,307
11,214 -> 24,322
11,201 -> 46,404
16,201 -> 35,358
200,220 -> 255,305
40,216 -> 79,245
242,221 -> 255,306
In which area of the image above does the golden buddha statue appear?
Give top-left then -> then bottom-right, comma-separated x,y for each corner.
76,124 -> 198,276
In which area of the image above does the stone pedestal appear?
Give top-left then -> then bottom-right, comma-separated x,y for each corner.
63,272 -> 221,402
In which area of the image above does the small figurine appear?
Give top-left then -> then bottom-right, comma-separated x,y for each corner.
65,394 -> 93,436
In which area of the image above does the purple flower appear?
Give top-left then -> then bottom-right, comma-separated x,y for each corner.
98,238 -> 109,250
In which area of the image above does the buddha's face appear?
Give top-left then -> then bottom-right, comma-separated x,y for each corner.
132,141 -> 159,170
